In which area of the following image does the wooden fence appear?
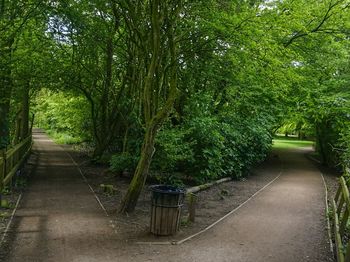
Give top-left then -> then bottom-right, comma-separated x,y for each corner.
0,136 -> 32,196
332,171 -> 350,262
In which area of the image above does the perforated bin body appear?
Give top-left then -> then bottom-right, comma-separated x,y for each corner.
150,185 -> 185,236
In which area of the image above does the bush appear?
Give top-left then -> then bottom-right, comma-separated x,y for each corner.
339,128 -> 350,170
183,114 -> 272,184
110,153 -> 138,174
152,124 -> 194,172
183,115 -> 226,183
46,130 -> 84,145
147,91 -> 274,185
33,89 -> 92,143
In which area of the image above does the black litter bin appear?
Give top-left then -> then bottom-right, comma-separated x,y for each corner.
150,185 -> 185,236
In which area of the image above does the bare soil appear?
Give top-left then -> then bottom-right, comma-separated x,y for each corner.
65,146 -> 282,243
63,144 -> 336,262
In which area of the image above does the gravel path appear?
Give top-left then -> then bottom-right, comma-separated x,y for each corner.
1,130 -> 120,261
0,130 -> 333,261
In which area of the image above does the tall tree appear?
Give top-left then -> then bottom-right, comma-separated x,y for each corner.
118,0 -> 183,213
0,0 -> 45,148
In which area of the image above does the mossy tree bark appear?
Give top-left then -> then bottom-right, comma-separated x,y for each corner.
12,81 -> 30,144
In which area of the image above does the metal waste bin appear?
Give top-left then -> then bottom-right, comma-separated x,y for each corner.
150,185 -> 185,236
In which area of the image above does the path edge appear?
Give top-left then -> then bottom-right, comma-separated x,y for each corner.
63,149 -> 109,217
320,172 -> 335,256
0,193 -> 22,246
136,170 -> 283,246
305,152 -> 335,256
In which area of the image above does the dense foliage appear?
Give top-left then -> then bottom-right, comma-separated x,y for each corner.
33,89 -> 91,144
2,0 -> 350,211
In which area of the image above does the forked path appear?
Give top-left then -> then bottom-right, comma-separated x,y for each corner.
2,131 -> 332,261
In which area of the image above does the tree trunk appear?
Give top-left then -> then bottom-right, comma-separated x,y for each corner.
92,140 -> 109,159
13,114 -> 21,144
0,38 -> 14,149
0,103 -> 11,149
21,81 -> 30,139
119,126 -> 156,213
118,0 -> 181,213
315,123 -> 329,166
92,13 -> 119,159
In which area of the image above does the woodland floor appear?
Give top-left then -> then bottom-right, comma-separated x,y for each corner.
0,129 -> 339,261
65,145 -> 284,243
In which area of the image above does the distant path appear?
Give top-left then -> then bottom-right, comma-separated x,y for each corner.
1,131 -> 333,261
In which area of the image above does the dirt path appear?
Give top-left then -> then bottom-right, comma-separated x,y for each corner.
128,146 -> 332,262
1,130 -> 123,261
142,147 -> 332,262
1,131 -> 332,261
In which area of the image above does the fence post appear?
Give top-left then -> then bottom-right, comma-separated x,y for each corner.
188,193 -> 197,223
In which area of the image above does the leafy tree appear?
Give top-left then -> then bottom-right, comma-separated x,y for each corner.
0,0 -> 48,148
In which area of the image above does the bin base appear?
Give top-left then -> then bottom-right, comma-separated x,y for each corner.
150,205 -> 181,236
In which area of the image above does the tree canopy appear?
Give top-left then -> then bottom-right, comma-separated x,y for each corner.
1,0 -> 350,212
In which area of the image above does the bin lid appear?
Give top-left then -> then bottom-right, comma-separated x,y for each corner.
150,185 -> 185,195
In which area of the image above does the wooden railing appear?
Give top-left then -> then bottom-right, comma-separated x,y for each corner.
332,172 -> 350,262
0,135 -> 32,195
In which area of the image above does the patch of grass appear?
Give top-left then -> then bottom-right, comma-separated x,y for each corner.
46,130 -> 83,145
272,138 -> 314,149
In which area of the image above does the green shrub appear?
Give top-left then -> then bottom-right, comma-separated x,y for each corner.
33,89 -> 92,143
184,115 -> 226,183
46,130 -> 84,145
339,128 -> 350,169
150,172 -> 185,187
110,153 -> 138,174
182,113 -> 273,184
152,124 -> 194,172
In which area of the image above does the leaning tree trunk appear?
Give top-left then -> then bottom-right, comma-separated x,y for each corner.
119,126 -> 156,213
